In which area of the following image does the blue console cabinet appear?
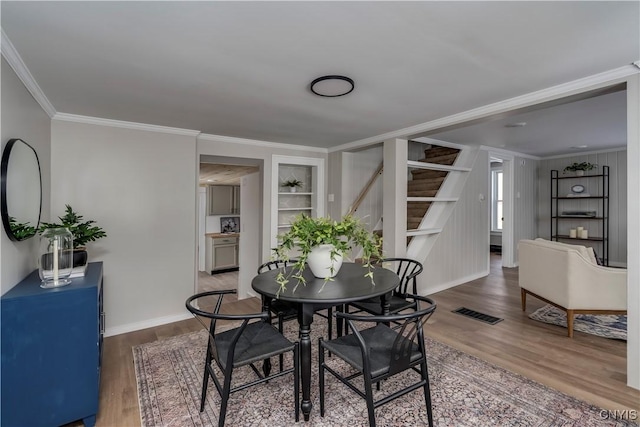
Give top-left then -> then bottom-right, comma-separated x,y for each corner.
1,262 -> 104,427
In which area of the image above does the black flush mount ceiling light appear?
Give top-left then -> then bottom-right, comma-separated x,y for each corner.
310,75 -> 354,97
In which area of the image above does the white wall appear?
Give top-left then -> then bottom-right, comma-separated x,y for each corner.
1,58 -> 51,295
625,73 -> 639,389
419,150 -> 490,294
238,172 -> 260,299
537,149 -> 627,266
327,150 -> 343,220
512,156 -> 539,264
51,120 -> 198,335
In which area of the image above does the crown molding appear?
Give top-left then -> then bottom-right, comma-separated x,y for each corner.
480,146 -> 541,160
198,133 -> 327,153
539,146 -> 627,160
1,29 -> 56,118
331,64 -> 640,153
52,112 -> 201,137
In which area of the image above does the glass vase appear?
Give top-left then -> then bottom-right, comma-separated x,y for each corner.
38,227 -> 73,288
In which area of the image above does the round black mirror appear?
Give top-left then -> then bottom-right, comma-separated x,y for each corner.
1,138 -> 42,241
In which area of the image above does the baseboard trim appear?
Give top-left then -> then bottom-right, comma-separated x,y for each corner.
422,269 -> 490,296
105,312 -> 193,337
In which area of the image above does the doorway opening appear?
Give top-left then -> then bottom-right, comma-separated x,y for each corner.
197,156 -> 263,304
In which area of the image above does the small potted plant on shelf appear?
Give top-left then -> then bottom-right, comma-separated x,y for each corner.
273,214 -> 382,294
39,205 -> 107,269
563,162 -> 597,176
282,178 -> 303,193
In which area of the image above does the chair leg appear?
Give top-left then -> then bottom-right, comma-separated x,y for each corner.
327,307 -> 333,341
319,338 -> 325,417
520,288 -> 527,311
363,373 -> 377,427
218,367 -> 234,427
200,347 -> 213,412
200,364 -> 210,412
566,309 -> 574,338
279,314 -> 285,372
421,358 -> 434,427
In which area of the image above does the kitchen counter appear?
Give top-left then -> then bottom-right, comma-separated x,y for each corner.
206,233 -> 240,238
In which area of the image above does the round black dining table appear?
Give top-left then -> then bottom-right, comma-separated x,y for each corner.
251,262 -> 400,422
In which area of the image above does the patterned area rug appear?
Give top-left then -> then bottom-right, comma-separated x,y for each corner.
133,318 -> 636,427
529,304 -> 627,340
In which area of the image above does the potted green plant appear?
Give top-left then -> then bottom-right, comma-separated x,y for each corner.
39,205 -> 107,267
273,214 -> 382,293
282,178 -> 303,192
563,162 -> 597,176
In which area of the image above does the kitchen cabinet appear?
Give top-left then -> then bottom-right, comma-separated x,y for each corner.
208,185 -> 240,215
206,236 -> 239,273
1,262 -> 104,427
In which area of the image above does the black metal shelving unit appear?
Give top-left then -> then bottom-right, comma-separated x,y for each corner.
551,165 -> 609,265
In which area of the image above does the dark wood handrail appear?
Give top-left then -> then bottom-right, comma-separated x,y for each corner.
347,162 -> 383,216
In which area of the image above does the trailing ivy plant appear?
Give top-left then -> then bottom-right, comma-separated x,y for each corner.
273,214 -> 382,294
39,205 -> 107,248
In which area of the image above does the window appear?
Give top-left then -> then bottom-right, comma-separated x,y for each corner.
491,169 -> 503,231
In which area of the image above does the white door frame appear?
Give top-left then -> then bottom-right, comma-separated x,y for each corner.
487,150 -> 515,267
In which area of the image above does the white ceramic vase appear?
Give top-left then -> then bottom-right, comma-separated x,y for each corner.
575,170 -> 585,176
307,244 -> 343,278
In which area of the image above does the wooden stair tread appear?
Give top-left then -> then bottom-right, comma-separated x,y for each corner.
418,153 -> 458,165
410,169 -> 448,179
408,189 -> 438,197
422,146 -> 460,157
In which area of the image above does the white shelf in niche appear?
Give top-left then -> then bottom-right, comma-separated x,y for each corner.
278,207 -> 313,211
278,192 -> 313,195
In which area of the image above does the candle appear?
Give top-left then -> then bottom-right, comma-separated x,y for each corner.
53,238 -> 59,282
581,229 -> 588,239
577,226 -> 584,233
569,229 -> 577,238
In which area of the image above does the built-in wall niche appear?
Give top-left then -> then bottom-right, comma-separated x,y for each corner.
271,156 -> 325,249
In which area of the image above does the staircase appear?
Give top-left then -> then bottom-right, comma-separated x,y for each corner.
407,146 -> 460,232
347,139 -> 476,262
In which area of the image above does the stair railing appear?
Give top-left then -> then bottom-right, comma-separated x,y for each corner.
346,162 -> 383,216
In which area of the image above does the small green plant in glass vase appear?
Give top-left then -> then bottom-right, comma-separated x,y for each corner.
273,214 -> 382,294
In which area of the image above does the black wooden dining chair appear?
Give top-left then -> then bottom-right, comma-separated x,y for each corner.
258,260 -> 334,369
185,290 -> 299,427
319,294 -> 436,427
343,258 -> 423,333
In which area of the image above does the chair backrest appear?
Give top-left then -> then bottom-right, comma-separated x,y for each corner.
257,259 -> 299,274
378,258 -> 423,296
337,294 -> 436,377
185,290 -> 269,368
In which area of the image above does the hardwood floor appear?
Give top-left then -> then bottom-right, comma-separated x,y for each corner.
85,256 -> 638,426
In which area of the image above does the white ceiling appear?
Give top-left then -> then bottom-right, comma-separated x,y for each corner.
425,89 -> 628,157
2,2 -> 639,154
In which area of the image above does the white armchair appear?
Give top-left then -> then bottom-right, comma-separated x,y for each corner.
518,238 -> 627,337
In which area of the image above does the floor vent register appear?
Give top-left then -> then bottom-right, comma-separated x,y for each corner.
452,307 -> 504,325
